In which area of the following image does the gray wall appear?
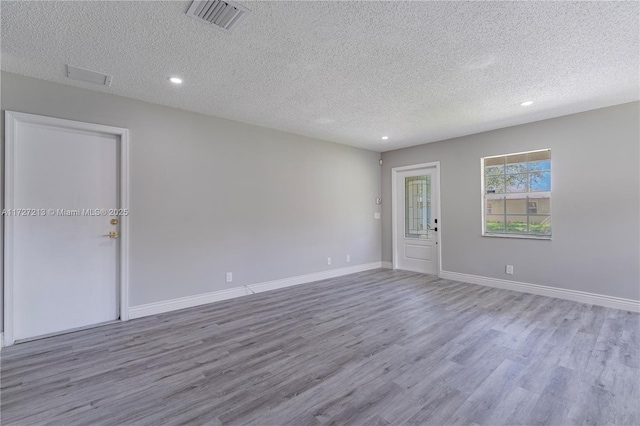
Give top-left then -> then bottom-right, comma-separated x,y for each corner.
1,70 -> 638,334
382,102 -> 640,300
0,72 -> 382,313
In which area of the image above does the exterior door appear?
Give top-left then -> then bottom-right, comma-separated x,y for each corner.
7,113 -> 121,341
395,167 -> 439,274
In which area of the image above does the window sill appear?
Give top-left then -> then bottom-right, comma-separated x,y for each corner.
482,233 -> 551,241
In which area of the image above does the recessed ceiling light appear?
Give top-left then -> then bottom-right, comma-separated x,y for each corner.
169,77 -> 183,84
520,101 -> 534,106
381,136 -> 389,140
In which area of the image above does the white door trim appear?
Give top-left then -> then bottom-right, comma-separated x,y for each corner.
391,162 -> 442,276
3,111 -> 130,346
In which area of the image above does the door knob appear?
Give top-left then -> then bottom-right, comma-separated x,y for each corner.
102,231 -> 119,239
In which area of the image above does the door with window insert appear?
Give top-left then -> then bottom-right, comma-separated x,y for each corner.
395,167 -> 439,274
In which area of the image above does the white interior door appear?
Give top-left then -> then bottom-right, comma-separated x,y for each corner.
9,117 -> 121,341
394,167 -> 439,274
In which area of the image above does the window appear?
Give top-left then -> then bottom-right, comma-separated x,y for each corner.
482,149 -> 551,238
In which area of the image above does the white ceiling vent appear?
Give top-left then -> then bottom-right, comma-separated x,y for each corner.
66,65 -> 112,86
186,0 -> 250,33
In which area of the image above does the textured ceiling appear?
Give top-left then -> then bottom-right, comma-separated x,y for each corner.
1,1 -> 639,151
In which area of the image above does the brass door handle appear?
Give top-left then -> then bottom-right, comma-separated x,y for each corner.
102,231 -> 119,239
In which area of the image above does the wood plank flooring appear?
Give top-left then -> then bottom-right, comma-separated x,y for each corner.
1,269 -> 639,425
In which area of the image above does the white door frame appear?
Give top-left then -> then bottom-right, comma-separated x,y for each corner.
3,111 -> 130,346
391,162 -> 442,275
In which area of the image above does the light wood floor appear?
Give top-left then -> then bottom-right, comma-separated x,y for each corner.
1,269 -> 639,425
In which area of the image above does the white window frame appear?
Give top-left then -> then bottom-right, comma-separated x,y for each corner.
481,149 -> 551,240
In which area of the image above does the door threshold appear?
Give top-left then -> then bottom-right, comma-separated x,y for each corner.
14,319 -> 121,345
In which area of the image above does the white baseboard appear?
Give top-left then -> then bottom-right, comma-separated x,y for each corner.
129,262 -> 385,319
0,332 -> 4,350
439,271 -> 640,313
129,287 -> 247,319
381,261 -> 393,269
247,262 -> 383,293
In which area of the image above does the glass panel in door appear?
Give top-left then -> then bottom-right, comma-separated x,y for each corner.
404,175 -> 431,239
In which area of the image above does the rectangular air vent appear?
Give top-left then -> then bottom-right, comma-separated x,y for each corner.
186,0 -> 250,32
66,65 -> 112,86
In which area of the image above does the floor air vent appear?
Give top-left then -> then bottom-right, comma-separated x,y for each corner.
186,0 -> 250,33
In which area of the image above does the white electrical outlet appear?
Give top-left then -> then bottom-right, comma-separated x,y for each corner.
327,257 -> 332,265
506,265 -> 514,275
226,272 -> 233,282
374,212 -> 381,220
346,254 -> 351,263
